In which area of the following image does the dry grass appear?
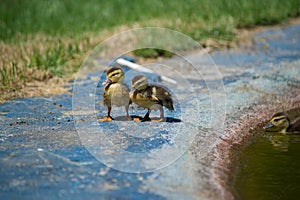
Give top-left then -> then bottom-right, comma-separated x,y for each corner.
0,33 -> 101,103
0,23 -> 232,104
0,0 -> 299,103
1,17 -> 300,104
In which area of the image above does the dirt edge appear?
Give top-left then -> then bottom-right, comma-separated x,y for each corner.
212,87 -> 300,199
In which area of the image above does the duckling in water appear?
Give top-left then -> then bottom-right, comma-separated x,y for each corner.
264,112 -> 300,134
130,75 -> 174,122
99,67 -> 131,122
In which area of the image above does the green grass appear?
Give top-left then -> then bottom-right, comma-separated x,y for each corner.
28,41 -> 84,76
1,0 -> 299,41
0,61 -> 23,88
134,48 -> 173,58
0,0 -> 300,101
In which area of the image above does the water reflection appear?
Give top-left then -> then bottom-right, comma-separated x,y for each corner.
234,131 -> 300,200
269,133 -> 291,152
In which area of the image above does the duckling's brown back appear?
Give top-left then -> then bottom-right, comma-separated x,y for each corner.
149,85 -> 174,111
289,117 -> 300,132
285,107 -> 300,122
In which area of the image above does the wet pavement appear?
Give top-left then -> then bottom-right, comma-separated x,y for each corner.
1,23 -> 300,199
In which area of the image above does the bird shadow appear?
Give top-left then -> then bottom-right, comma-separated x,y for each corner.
114,115 -> 182,123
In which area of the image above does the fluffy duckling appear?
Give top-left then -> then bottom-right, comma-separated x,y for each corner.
130,75 -> 174,122
99,67 -> 131,122
264,112 -> 300,134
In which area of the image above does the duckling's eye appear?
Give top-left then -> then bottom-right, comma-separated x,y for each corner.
273,118 -> 284,123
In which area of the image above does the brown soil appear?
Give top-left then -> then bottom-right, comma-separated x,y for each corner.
234,17 -> 300,49
1,77 -> 71,103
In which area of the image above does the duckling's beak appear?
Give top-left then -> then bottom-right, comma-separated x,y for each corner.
102,79 -> 112,86
263,122 -> 274,130
129,89 -> 135,96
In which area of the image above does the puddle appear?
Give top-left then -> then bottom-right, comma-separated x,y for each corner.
233,132 -> 300,199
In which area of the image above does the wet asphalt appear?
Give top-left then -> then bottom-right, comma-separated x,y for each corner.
1,23 -> 300,199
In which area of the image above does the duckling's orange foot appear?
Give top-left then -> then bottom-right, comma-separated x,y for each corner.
151,118 -> 164,122
133,117 -> 141,122
98,116 -> 113,122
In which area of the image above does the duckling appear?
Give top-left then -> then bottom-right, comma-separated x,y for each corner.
130,75 -> 174,122
99,67 -> 131,122
264,112 -> 300,134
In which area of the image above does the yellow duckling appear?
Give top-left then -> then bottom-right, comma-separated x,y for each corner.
264,112 -> 300,134
99,67 -> 131,122
130,75 -> 174,122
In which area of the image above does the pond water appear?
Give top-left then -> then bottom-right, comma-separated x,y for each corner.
234,132 -> 300,200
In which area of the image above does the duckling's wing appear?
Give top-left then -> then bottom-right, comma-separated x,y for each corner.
103,87 -> 112,106
139,90 -> 160,103
121,84 -> 132,105
117,83 -> 129,95
130,89 -> 159,105
150,85 -> 174,111
144,87 -> 162,104
289,118 -> 300,132
103,83 -> 131,107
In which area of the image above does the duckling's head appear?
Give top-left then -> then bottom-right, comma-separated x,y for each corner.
264,112 -> 290,133
132,75 -> 148,91
105,67 -> 125,83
